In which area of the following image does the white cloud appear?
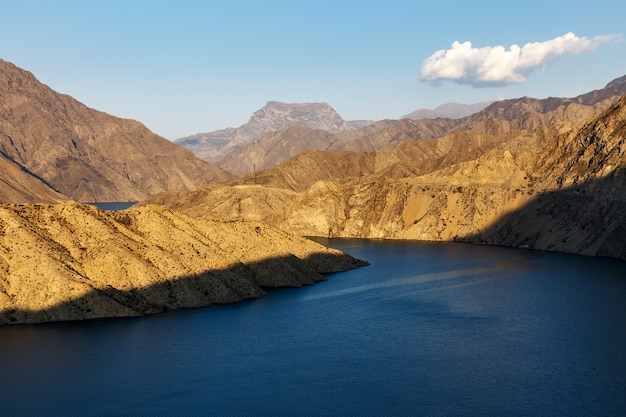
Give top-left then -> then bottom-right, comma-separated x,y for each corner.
419,32 -> 623,86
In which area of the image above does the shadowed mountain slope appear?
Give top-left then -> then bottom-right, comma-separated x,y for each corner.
0,58 -> 233,203
143,94 -> 626,260
0,152 -> 67,203
460,174 -> 626,259
0,202 -> 366,325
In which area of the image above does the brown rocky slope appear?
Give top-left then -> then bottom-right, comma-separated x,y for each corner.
211,75 -> 626,176
0,58 -> 233,203
0,202 -> 366,325
143,94 -> 626,260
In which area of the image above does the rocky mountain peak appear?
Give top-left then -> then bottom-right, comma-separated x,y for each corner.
252,100 -> 339,123
175,101 -> 373,163
236,101 -> 346,146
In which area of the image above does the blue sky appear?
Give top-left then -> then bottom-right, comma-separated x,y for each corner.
2,0 -> 625,139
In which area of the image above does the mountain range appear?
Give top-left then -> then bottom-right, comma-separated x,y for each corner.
174,76 -> 626,176
0,202 -> 365,325
145,79 -> 626,260
0,58 -> 232,203
1,57 -> 625,324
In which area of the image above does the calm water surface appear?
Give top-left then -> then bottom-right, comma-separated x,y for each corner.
0,240 -> 624,416
88,202 -> 136,211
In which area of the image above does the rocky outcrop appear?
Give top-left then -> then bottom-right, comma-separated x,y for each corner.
0,202 -> 366,325
0,58 -> 233,203
175,101 -> 373,167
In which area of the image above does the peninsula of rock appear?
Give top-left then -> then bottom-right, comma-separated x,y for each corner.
0,202 -> 366,325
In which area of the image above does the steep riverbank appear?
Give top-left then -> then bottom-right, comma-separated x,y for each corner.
0,202 -> 366,325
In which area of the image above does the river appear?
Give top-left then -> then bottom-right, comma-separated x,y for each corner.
0,239 -> 624,416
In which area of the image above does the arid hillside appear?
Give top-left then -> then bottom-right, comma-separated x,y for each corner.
0,59 -> 233,203
187,75 -> 626,177
144,94 -> 626,260
225,102 -> 585,194
0,202 -> 366,325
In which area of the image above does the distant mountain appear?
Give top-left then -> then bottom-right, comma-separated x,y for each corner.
184,75 -> 626,177
338,74 -> 626,153
175,101 -> 373,163
0,58 -> 233,203
218,126 -> 343,176
401,101 -> 494,120
470,74 -> 626,121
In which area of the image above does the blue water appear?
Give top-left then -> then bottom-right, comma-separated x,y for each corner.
0,240 -> 624,416
88,202 -> 136,211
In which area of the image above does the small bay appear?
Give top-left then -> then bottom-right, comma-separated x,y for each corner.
88,202 -> 137,211
0,239 -> 624,416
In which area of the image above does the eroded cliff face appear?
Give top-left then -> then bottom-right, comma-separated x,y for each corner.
0,202 -> 366,325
